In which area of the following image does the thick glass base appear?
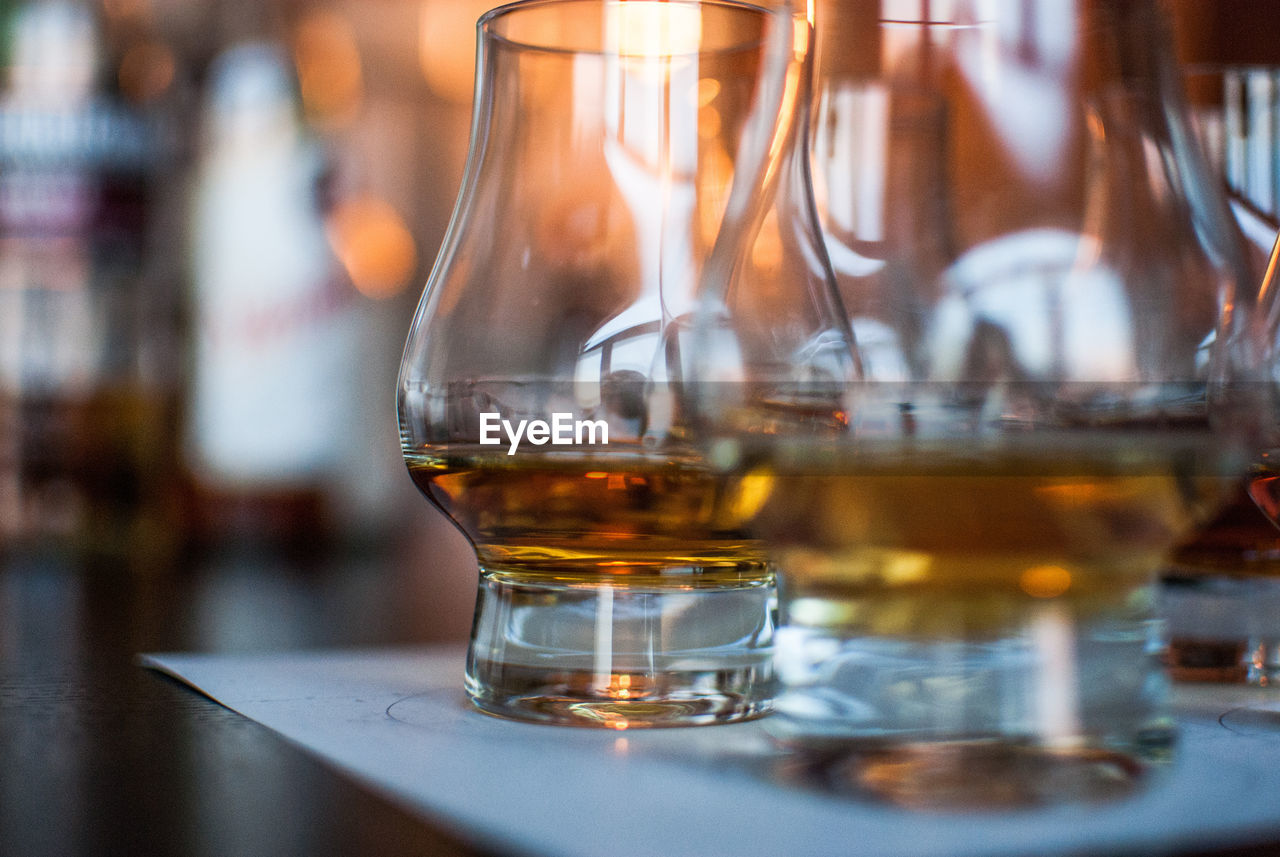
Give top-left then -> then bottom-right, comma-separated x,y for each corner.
1162,574 -> 1280,685
464,567 -> 776,727
773,739 -> 1160,810
767,596 -> 1173,808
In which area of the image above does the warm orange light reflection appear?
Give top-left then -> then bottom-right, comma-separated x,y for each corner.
1019,565 -> 1073,599
696,78 -> 720,107
419,0 -> 495,103
1086,111 -> 1106,143
751,209 -> 784,272
1258,230 -> 1280,311
728,471 -> 773,523
793,11 -> 810,58
584,471 -> 609,479
608,1 -> 703,57
1036,481 -> 1134,504
698,104 -> 721,139
697,145 -> 733,248
294,10 -> 363,129
327,195 -> 418,299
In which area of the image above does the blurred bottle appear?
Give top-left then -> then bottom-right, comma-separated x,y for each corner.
0,0 -> 182,570
184,41 -> 360,554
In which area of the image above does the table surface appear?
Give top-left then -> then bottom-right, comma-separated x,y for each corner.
3,543 -> 1280,857
0,541 -> 491,857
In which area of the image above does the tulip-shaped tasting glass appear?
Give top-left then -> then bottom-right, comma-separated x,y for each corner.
694,0 -> 1264,805
397,0 -> 801,727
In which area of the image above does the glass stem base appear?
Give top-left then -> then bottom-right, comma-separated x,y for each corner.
464,566 -> 776,727
768,595 -> 1173,808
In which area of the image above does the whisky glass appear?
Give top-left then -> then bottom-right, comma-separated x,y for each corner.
696,0 -> 1264,806
397,0 -> 801,727
1159,68 -> 1280,685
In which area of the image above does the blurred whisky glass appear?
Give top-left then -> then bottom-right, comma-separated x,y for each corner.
693,0 -> 1265,808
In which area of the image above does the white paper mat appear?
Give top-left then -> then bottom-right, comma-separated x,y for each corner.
141,647 -> 1280,857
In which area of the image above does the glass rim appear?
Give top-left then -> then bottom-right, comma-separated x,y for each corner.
478,0 -> 775,58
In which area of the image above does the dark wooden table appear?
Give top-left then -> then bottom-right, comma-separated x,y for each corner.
0,535 -> 491,857
6,536 -> 1280,857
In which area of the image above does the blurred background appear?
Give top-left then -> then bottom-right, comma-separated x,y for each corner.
0,0 -> 1276,650
0,0 -> 508,651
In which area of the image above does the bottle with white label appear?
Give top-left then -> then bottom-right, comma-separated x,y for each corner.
186,42 -> 359,552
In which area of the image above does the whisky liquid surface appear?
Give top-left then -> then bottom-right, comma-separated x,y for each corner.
736,440 -> 1228,637
406,444 -> 768,585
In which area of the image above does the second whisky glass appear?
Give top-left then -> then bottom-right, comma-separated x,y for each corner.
696,0 -> 1265,807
